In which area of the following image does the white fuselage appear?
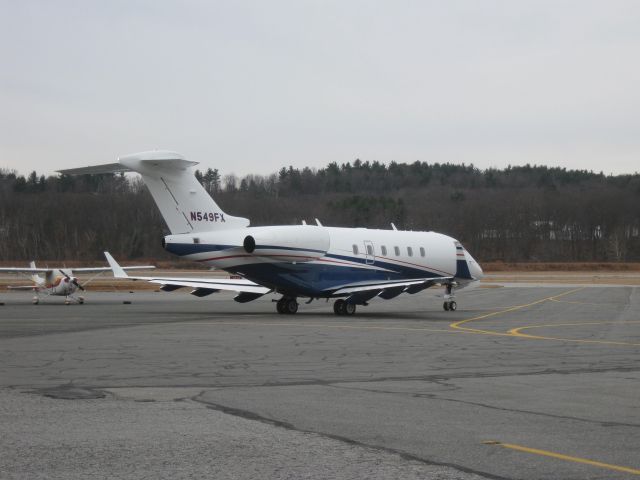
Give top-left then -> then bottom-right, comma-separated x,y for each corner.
33,273 -> 79,296
164,225 -> 483,297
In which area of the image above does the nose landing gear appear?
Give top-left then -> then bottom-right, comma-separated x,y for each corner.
442,283 -> 457,311
443,300 -> 457,311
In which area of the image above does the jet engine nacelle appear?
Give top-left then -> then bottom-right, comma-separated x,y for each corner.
243,226 -> 329,262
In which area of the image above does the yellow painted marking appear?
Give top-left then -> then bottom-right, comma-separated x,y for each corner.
449,287 -> 585,336
138,286 -> 639,348
508,321 -> 640,346
549,298 -> 618,306
484,441 -> 640,476
156,320 -> 460,335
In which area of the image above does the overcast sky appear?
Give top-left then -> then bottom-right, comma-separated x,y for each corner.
1,0 -> 639,177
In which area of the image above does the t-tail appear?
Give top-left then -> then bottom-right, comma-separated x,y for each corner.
58,151 -> 249,235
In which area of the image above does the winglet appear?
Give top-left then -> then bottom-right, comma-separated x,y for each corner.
104,252 -> 129,278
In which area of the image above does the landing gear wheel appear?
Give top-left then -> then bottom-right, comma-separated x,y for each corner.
344,303 -> 356,316
333,299 -> 347,315
443,301 -> 449,311
276,299 -> 286,314
64,300 -> 71,305
32,297 -> 39,305
78,297 -> 85,305
449,301 -> 457,311
285,299 -> 298,314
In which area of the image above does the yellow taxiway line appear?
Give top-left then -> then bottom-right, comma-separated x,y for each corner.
483,441 -> 640,476
449,287 -> 585,336
149,286 -> 638,348
508,320 -> 640,346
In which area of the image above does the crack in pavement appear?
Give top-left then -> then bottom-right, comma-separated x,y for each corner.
190,393 -> 510,480
329,383 -> 640,428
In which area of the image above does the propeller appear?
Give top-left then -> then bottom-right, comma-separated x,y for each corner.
59,270 -> 85,291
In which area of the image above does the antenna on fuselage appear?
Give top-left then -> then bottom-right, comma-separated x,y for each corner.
391,223 -> 398,231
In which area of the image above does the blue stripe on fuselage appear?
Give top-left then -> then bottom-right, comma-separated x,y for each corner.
164,243 -> 233,256
164,242 -> 326,257
164,242 -> 449,296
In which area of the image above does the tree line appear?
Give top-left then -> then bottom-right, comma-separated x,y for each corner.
1,161 -> 639,263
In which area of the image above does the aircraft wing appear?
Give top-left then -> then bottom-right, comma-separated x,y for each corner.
0,267 -> 53,273
328,276 -> 453,301
72,266 -> 156,273
122,276 -> 270,294
104,252 -> 270,295
0,266 -> 154,274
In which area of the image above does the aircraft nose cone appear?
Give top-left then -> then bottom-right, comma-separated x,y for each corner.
466,252 -> 484,280
467,255 -> 484,280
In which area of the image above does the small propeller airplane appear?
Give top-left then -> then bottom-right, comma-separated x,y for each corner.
61,151 -> 483,316
1,261 -> 155,304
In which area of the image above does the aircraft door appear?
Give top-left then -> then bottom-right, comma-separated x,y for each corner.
363,240 -> 375,265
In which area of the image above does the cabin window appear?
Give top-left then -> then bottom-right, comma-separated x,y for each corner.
381,246 -> 387,256
407,246 -> 413,257
420,247 -> 425,257
366,244 -> 374,255
352,244 -> 359,255
394,246 -> 400,256
193,237 -> 200,244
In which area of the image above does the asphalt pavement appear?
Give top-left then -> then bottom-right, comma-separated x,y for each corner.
1,285 -> 639,479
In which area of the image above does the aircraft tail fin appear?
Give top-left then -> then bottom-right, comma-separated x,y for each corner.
29,261 -> 43,284
104,252 -> 128,279
59,151 -> 249,235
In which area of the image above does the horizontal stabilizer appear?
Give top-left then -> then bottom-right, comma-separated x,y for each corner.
57,163 -> 132,175
60,151 -> 248,234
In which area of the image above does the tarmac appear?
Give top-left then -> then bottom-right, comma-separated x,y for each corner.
1,284 -> 639,479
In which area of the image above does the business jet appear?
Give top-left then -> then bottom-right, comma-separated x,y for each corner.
60,151 -> 483,315
1,261 -> 154,304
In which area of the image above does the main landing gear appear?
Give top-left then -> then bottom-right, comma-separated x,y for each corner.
276,297 -> 298,314
333,299 -> 356,316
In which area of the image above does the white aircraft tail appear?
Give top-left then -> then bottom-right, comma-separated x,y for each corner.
59,151 -> 249,235
29,261 -> 44,285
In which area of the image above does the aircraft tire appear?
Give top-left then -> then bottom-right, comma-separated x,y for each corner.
285,299 -> 299,314
344,303 -> 356,316
333,299 -> 347,315
276,299 -> 286,314
443,301 -> 449,311
449,301 -> 457,311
